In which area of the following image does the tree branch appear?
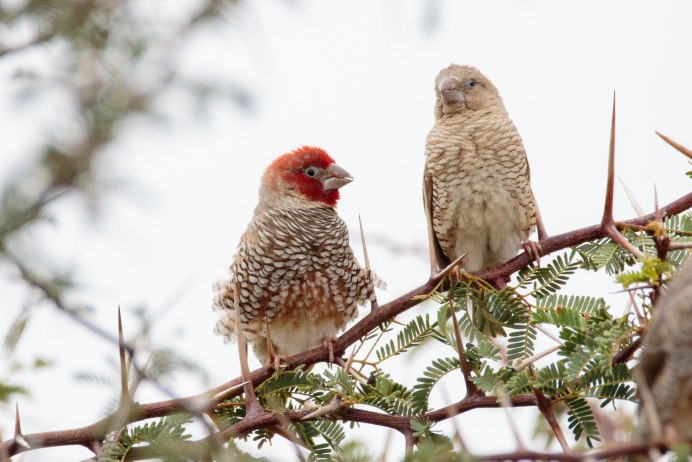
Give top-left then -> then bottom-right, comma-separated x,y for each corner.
2,191 -> 691,458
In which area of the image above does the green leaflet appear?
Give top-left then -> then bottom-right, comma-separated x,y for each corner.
358,371 -> 415,416
471,365 -> 514,394
98,414 -> 191,462
559,309 -> 631,381
504,369 -> 533,396
576,239 -> 637,275
375,314 -> 435,362
518,252 -> 580,298
532,294 -> 607,328
616,257 -> 673,288
565,397 -> 600,447
256,369 -> 325,400
450,282 -> 529,337
506,323 -> 536,361
411,357 -> 461,414
581,364 -> 636,406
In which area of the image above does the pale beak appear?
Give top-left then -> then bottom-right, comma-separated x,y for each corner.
322,164 -> 353,190
438,76 -> 465,106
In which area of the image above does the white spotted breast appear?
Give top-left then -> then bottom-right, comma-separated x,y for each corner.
213,206 -> 375,342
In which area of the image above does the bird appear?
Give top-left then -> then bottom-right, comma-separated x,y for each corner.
213,146 -> 379,367
423,64 -> 546,279
636,258 -> 692,442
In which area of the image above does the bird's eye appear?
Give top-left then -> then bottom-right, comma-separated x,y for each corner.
305,167 -> 318,177
466,79 -> 476,88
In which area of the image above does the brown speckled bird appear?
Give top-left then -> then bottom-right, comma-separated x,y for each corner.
423,64 -> 546,276
213,146 -> 378,365
637,258 -> 692,441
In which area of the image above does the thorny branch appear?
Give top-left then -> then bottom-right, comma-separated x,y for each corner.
1,187 -> 691,459
2,90 -> 691,459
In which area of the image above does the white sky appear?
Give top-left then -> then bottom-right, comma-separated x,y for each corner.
1,1 -> 691,460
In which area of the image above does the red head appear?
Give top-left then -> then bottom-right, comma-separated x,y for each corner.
259,146 -> 353,209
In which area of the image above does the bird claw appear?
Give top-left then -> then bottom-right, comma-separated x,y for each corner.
522,240 -> 543,266
323,336 -> 338,365
265,353 -> 288,371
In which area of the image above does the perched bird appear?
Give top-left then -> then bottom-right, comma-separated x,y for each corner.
213,146 -> 379,366
423,64 -> 546,277
637,258 -> 692,442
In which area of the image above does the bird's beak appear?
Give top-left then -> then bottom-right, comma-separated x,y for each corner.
322,164 -> 353,190
438,76 -> 465,106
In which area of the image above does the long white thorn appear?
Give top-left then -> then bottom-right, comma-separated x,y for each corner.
512,344 -> 561,371
14,403 -> 29,449
535,325 -> 564,346
302,396 -> 344,420
359,214 -> 381,310
618,177 -> 645,217
358,214 -> 371,273
432,252 -> 467,281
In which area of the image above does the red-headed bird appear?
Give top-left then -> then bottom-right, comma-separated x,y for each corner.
214,146 -> 379,365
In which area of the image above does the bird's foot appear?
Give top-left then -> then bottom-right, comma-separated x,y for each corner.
323,336 -> 338,365
449,266 -> 462,287
522,240 -> 543,266
265,353 -> 288,371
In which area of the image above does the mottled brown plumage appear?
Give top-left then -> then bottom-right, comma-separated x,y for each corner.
637,258 -> 692,441
424,64 -> 543,274
213,147 -> 377,364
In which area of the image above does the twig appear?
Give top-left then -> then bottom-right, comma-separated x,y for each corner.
668,241 -> 692,250
447,291 -> 479,395
471,441 -> 667,461
440,384 -> 469,452
536,324 -> 564,345
533,388 -> 570,453
512,344 -> 561,371
496,385 -> 525,450
628,291 -> 645,325
612,337 -> 642,365
335,357 -> 368,384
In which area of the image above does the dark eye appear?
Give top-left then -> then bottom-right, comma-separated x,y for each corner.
305,167 -> 318,177
466,79 -> 476,88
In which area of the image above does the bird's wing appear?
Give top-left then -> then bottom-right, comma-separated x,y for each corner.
523,147 -> 532,181
516,128 -> 548,239
423,169 -> 450,275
